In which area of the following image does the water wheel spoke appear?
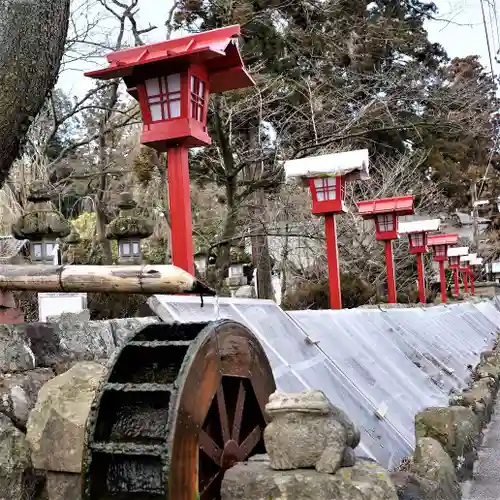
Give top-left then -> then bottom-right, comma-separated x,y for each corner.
199,429 -> 222,465
231,380 -> 246,442
200,471 -> 222,500
217,385 -> 231,443
239,425 -> 262,460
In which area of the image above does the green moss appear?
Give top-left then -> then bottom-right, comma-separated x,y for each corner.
105,215 -> 153,240
12,211 -> 71,240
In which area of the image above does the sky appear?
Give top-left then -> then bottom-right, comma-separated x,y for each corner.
59,0 -> 500,96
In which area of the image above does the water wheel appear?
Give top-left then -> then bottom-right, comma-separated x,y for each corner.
82,319 -> 276,500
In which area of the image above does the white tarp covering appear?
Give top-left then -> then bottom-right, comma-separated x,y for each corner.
148,295 -> 499,470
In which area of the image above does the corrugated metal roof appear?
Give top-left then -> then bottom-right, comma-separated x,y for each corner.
398,219 -> 440,234
149,294 -> 499,470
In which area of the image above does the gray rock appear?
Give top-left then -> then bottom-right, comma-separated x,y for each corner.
26,361 -> 107,473
221,459 -> 398,500
0,325 -> 36,374
409,438 -> 461,500
0,413 -> 36,500
264,390 -> 347,473
44,472 -> 81,500
390,471 -> 444,500
415,407 -> 480,480
0,369 -> 54,430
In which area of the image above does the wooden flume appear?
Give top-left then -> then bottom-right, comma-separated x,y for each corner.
0,264 -> 214,295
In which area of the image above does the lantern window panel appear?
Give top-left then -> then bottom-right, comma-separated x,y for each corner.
121,242 -> 131,257
434,245 -> 446,257
450,256 -> 459,265
410,233 -> 424,247
313,177 -> 337,201
377,214 -> 394,232
229,263 -> 244,278
131,241 -> 141,256
45,242 -> 54,257
32,243 -> 42,260
145,75 -> 182,122
190,76 -> 205,122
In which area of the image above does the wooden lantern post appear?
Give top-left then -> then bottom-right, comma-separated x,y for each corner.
469,257 -> 483,295
399,219 -> 440,303
284,150 -> 369,309
356,196 -> 414,304
86,26 -> 254,275
447,246 -> 469,297
427,233 -> 458,303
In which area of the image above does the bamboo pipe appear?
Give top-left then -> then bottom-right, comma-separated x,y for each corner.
0,264 -> 214,295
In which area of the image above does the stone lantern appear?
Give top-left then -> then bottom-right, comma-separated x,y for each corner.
105,192 -> 153,265
62,229 -> 82,265
194,250 -> 208,278
227,245 -> 252,290
12,181 -> 71,264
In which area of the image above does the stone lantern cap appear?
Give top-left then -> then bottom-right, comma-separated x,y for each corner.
65,229 -> 81,245
12,182 -> 71,241
229,245 -> 252,264
105,192 -> 153,240
265,390 -> 332,416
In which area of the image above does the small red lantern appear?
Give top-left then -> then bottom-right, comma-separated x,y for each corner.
284,150 -> 369,309
356,195 -> 415,304
357,196 -> 414,241
427,233 -> 458,304
408,232 -> 426,253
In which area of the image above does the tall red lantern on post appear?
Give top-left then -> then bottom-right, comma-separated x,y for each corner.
284,150 -> 369,309
398,219 -> 440,304
447,246 -> 469,297
356,196 -> 414,304
427,233 -> 458,303
85,25 -> 255,275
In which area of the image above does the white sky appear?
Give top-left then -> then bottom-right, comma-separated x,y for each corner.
59,0 -> 500,96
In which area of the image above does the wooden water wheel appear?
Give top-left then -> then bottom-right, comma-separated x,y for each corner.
82,319 -> 276,500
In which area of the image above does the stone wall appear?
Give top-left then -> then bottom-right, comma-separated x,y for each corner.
0,312 -> 158,500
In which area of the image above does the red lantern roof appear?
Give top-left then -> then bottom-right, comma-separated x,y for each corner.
84,25 -> 254,93
356,195 -> 414,219
427,233 -> 458,247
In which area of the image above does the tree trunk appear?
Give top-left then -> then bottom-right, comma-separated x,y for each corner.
0,264 -> 214,295
0,0 -> 70,186
247,125 -> 274,300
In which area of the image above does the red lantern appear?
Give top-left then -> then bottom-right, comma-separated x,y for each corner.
357,196 -> 414,241
427,234 -> 458,262
356,195 -> 414,304
86,26 -> 253,150
86,26 -> 255,275
308,176 -> 346,214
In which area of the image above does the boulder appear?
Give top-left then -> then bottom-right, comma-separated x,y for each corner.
222,457 -> 398,500
0,413 -> 37,500
0,369 -> 54,430
475,361 -> 500,382
44,472 -> 81,500
409,437 -> 461,500
264,390 -> 348,473
0,325 -> 36,374
415,406 -> 479,478
390,471 -> 444,500
451,377 -> 496,425
26,361 -> 106,473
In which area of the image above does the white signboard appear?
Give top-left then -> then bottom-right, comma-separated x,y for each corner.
38,292 -> 87,322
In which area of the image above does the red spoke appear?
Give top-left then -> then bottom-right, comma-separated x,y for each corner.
239,425 -> 262,460
200,471 -> 222,500
231,381 -> 246,443
199,429 -> 222,466
217,384 -> 231,443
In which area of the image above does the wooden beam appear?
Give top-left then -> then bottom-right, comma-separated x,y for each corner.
0,264 -> 214,295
